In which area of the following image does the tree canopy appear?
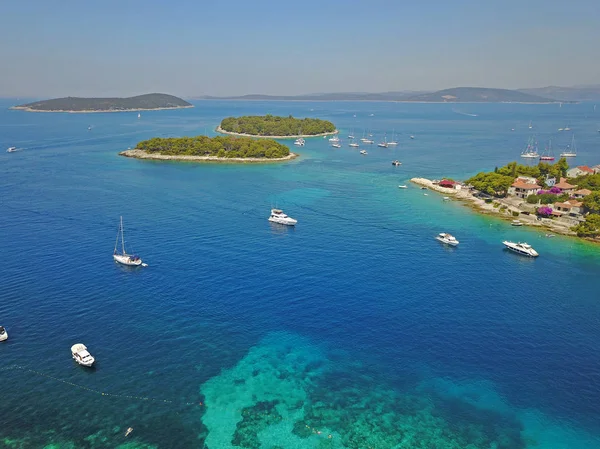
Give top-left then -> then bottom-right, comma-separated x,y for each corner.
465,172 -> 514,197
572,214 -> 600,237
582,191 -> 600,214
495,158 -> 568,186
136,135 -> 290,159
569,173 -> 600,192
220,114 -> 336,136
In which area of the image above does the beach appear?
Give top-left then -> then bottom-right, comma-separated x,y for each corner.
119,148 -> 298,163
215,125 -> 338,139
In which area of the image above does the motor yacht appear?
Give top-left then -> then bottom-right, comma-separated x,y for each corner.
360,150 -> 368,155
436,233 -> 459,246
0,326 -> 7,342
392,160 -> 401,166
71,343 -> 95,367
6,147 -> 17,153
268,209 -> 297,226
503,241 -> 539,257
294,138 -> 305,146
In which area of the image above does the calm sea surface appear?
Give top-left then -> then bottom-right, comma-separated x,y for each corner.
1,99 -> 599,448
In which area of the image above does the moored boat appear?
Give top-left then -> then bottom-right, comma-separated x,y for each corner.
294,138 -> 305,146
331,142 -> 342,148
559,135 -> 577,157
511,220 -> 523,226
503,241 -> 539,257
0,326 -> 7,342
113,216 -> 146,267
398,185 -> 407,189
360,150 -> 368,155
6,147 -> 17,153
436,233 -> 459,246
521,136 -> 539,158
268,208 -> 297,226
71,343 -> 95,367
392,160 -> 401,166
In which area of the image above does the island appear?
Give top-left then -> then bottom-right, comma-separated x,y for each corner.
119,135 -> 297,163
412,159 -> 600,241
404,87 -> 559,103
217,114 -> 337,138
11,93 -> 193,113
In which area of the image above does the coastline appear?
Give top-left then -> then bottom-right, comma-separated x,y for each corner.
119,149 -> 298,164
410,177 -> 581,238
215,125 -> 338,139
10,105 -> 194,113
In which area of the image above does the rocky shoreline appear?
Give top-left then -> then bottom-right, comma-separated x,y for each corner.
410,177 -> 578,237
10,105 -> 194,113
215,126 -> 338,139
119,149 -> 298,163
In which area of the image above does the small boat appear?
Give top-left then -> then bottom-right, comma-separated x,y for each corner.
294,138 -> 305,146
564,125 -> 571,131
423,193 -> 429,196
503,241 -> 539,257
511,128 -> 515,131
348,129 -> 355,139
6,147 -> 17,153
349,141 -> 360,148
392,160 -> 401,166
88,125 -> 92,131
545,233 -> 555,238
387,130 -> 398,146
420,187 -> 427,190
410,135 -> 415,139
436,233 -> 459,246
328,136 -> 340,143
559,135 -> 577,157
398,185 -> 408,189
443,197 -> 450,201
0,326 -> 7,342
521,136 -> 539,158
528,121 -> 533,129
268,208 -> 297,226
539,139 -> 555,161
363,139 -> 374,144
511,220 -> 523,226
71,343 -> 95,367
113,217 -> 146,267
558,128 -> 564,131
331,143 -> 342,148
360,150 -> 368,155
369,113 -> 374,117
377,134 -> 388,148
137,113 -> 141,119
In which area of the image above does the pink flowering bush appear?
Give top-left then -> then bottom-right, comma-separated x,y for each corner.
537,206 -> 553,217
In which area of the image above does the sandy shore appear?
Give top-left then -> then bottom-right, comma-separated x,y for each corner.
119,149 -> 298,163
215,126 -> 338,139
10,105 -> 194,113
410,177 -> 578,237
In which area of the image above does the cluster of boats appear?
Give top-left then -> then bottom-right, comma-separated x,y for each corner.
435,232 -> 539,257
520,135 -> 577,160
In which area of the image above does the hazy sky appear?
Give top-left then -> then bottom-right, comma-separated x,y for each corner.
1,0 -> 599,98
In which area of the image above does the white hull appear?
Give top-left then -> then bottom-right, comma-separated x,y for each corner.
0,332 -> 7,342
520,153 -> 539,158
503,241 -> 538,257
113,254 -> 143,266
268,217 -> 297,226
436,234 -> 459,246
559,153 -> 576,157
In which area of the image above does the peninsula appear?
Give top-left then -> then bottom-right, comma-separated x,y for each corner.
11,93 -> 193,113
120,135 -> 297,163
412,160 -> 600,241
404,87 -> 559,103
218,114 -> 336,138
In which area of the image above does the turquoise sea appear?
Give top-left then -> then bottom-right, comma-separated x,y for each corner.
1,99 -> 600,449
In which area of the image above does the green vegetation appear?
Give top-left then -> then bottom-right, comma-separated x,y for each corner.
494,159 -> 568,186
573,214 -> 600,237
526,193 -> 569,204
136,135 -> 290,159
13,93 -> 191,112
220,114 -> 335,136
465,172 -> 514,197
582,191 -> 600,214
569,173 -> 600,191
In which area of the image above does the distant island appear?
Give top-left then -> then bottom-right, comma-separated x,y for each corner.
218,114 -> 336,138
120,135 -> 297,163
11,93 -> 193,113
195,86 -> 584,103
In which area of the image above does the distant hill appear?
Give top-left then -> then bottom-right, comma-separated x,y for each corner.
194,91 -> 423,102
518,85 -> 600,102
12,93 -> 193,112
404,87 -> 558,103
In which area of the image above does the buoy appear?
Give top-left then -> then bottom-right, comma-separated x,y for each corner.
125,427 -> 133,437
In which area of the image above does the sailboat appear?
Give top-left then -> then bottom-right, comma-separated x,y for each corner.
348,137 -> 360,148
137,113 -> 141,119
528,121 -> 533,129
520,136 -> 539,158
113,217 -> 146,267
348,128 -> 355,139
360,129 -> 369,143
539,140 -> 555,161
387,130 -> 398,146
377,134 -> 388,148
559,135 -> 577,157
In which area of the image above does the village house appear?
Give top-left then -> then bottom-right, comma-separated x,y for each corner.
508,179 -> 541,199
592,165 -> 600,174
515,176 -> 538,185
553,199 -> 584,217
554,177 -> 577,194
438,179 -> 462,190
572,188 -> 592,199
566,166 -> 595,178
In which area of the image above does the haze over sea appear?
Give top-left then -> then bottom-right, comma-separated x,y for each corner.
1,99 -> 600,448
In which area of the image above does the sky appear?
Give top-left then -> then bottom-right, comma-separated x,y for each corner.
1,0 -> 599,98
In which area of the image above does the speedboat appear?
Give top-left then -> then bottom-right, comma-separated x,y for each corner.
360,150 -> 368,155
503,241 -> 539,257
392,160 -> 401,166
0,326 -> 7,342
113,217 -> 146,267
511,220 -> 523,227
294,138 -> 305,146
268,208 -> 297,226
71,343 -> 95,367
410,135 -> 415,139
398,185 -> 407,189
6,147 -> 17,153
436,233 -> 459,246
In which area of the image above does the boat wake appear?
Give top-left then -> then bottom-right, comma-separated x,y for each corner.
452,108 -> 479,117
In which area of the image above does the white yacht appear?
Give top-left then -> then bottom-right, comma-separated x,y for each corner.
71,343 -> 95,367
363,139 -> 374,144
349,141 -> 360,148
521,136 -> 539,158
436,233 -> 459,246
294,138 -> 305,146
377,135 -> 388,148
268,209 -> 297,226
331,142 -> 342,148
360,150 -> 368,155
387,130 -> 398,146
328,136 -> 340,143
410,135 -> 415,139
138,113 -> 141,119
0,326 -> 7,342
559,135 -> 577,157
6,147 -> 17,153
503,241 -> 539,257
392,160 -> 401,166
113,216 -> 146,267
398,185 -> 408,189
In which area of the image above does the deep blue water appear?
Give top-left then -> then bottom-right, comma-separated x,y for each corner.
1,99 -> 600,448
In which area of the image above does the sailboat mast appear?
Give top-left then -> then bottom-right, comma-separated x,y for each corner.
120,216 -> 126,255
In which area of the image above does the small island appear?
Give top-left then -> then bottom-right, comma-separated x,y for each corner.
120,135 -> 297,163
217,114 -> 337,138
11,93 -> 193,113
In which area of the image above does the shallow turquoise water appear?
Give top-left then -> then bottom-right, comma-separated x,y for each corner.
0,99 -> 599,448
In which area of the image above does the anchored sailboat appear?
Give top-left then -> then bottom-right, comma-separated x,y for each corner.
521,136 -> 539,159
560,135 -> 577,157
113,216 -> 147,267
539,140 -> 555,161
